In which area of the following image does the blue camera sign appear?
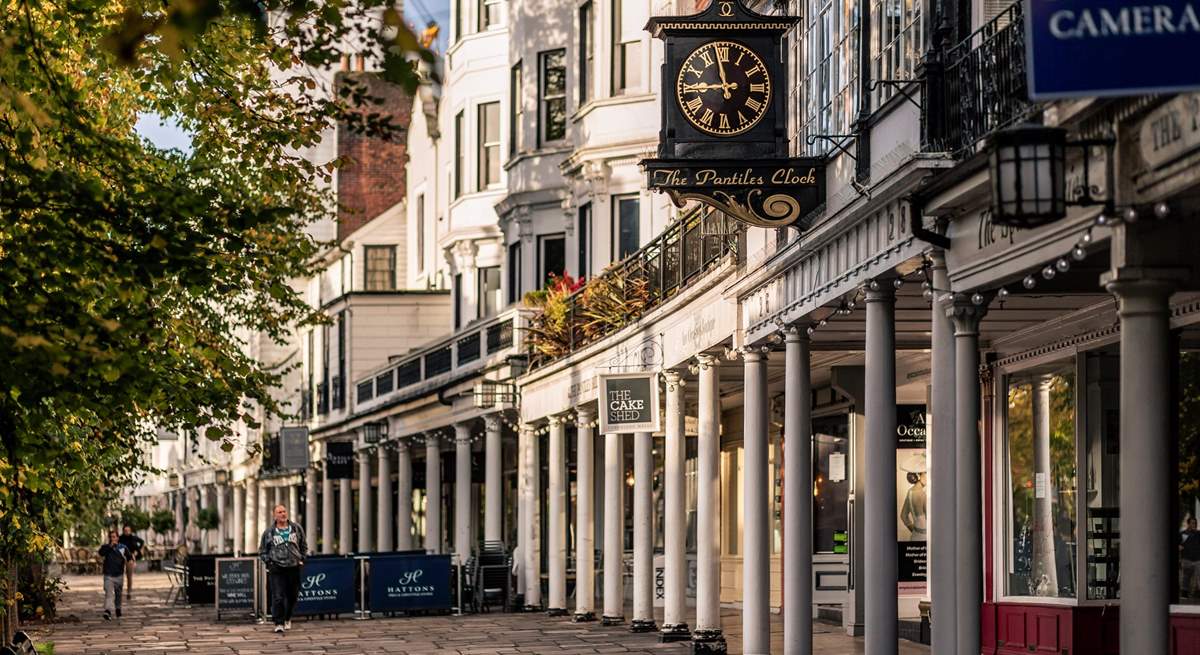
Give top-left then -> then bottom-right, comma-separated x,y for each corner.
1026,0 -> 1200,98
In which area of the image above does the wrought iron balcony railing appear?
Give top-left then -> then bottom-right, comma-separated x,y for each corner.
924,2 -> 1035,155
528,206 -> 741,369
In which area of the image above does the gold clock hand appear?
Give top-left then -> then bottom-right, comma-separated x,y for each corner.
682,82 -> 723,93
715,48 -> 731,99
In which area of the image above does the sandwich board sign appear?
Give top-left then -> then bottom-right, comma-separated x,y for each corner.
597,372 -> 661,435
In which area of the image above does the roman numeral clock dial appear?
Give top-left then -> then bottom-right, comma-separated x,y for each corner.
676,40 -> 772,137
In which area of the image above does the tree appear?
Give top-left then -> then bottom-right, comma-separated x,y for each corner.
150,509 -> 177,541
121,505 -> 151,533
0,0 -> 430,640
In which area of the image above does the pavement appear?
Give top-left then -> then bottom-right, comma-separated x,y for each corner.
30,573 -> 929,654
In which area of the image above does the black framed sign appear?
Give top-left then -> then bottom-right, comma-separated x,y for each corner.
597,372 -> 660,435
642,0 -> 825,230
215,557 -> 258,620
325,441 -> 354,480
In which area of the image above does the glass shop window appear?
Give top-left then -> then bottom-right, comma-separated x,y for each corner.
813,414 -> 850,554
1083,347 -> 1120,600
1004,362 -> 1077,598
1178,347 -> 1200,605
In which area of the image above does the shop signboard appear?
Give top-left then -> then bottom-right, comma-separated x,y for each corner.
895,404 -> 928,594
215,557 -> 258,619
292,557 -> 357,616
325,441 -> 354,480
279,427 -> 309,470
186,552 -> 234,605
367,554 -> 452,611
597,372 -> 661,435
1026,0 -> 1200,98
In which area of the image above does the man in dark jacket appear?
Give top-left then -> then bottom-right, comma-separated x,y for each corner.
118,526 -> 144,599
259,504 -> 306,633
98,531 -> 131,619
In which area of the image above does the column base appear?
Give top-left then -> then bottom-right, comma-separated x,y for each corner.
546,607 -> 569,617
660,623 -> 692,642
523,604 -> 543,613
600,614 -> 624,626
691,630 -> 727,654
629,618 -> 658,632
572,611 -> 596,623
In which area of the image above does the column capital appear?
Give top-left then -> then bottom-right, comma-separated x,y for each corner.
547,414 -> 566,428
947,292 -> 992,336
575,407 -> 595,426
1103,268 -> 1182,317
740,345 -> 771,362
454,422 -> 472,444
695,353 -> 720,370
483,414 -> 503,432
783,326 -> 810,343
662,369 -> 685,391
865,280 -> 897,302
519,423 -> 538,436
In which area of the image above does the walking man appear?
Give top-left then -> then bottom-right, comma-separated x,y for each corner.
98,531 -> 131,620
118,525 -> 144,599
259,504 -> 306,633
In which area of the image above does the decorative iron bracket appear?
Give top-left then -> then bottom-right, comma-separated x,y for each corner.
805,133 -> 857,161
869,78 -> 923,110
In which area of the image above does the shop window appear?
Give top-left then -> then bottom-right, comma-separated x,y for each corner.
1004,362 -> 1077,598
1083,347 -> 1120,600
1178,348 -> 1200,604
722,446 -> 743,556
813,415 -> 850,553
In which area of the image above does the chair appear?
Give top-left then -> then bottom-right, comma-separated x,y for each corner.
474,541 -> 513,613
162,563 -> 187,605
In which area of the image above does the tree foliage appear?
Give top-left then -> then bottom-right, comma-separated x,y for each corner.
0,0 -> 429,591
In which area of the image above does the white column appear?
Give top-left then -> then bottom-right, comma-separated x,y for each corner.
630,431 -> 654,632
396,439 -> 413,551
232,485 -> 245,556
1106,276 -> 1175,655
784,330 -> 813,655
425,434 -> 442,554
574,409 -> 597,622
742,347 -> 770,655
523,425 -> 543,609
321,467 -> 335,555
693,354 -> 723,648
357,450 -> 373,553
865,283 -> 898,655
949,294 -> 988,655
257,484 -> 269,547
662,370 -> 690,641
517,425 -> 529,592
244,480 -> 257,553
547,416 -> 568,615
176,489 -> 187,546
338,477 -> 352,554
484,415 -> 504,544
603,431 -> 626,625
193,487 -> 205,553
287,485 -> 298,525
929,251 -> 957,655
216,486 -> 228,553
454,422 -> 473,563
377,444 -> 394,552
304,469 -> 318,539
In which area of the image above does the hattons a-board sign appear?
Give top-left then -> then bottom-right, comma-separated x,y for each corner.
215,557 -> 258,619
367,554 -> 452,611
289,557 -> 357,616
597,372 -> 661,434
642,0 -> 825,230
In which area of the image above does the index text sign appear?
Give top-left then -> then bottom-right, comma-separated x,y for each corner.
1026,0 -> 1200,98
598,372 -> 661,435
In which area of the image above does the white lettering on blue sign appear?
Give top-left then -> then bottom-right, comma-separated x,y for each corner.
1049,4 -> 1200,38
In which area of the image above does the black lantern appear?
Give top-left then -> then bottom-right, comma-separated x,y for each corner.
988,124 -> 1067,227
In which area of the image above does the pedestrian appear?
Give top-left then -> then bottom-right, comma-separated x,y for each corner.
1181,516 -> 1200,599
118,525 -> 145,599
98,531 -> 131,620
259,504 -> 307,634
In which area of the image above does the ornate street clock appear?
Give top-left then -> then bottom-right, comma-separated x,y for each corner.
643,0 -> 825,230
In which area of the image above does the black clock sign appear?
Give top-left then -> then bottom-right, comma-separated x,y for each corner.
644,0 -> 826,231
676,40 -> 771,137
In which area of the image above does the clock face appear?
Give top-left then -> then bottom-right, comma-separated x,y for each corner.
675,40 -> 772,137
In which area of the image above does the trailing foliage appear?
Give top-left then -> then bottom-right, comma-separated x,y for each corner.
522,274 -> 584,362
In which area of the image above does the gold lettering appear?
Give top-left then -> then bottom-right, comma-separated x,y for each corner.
700,108 -> 714,126
749,83 -> 766,93
737,111 -> 749,126
715,46 -> 730,63
745,63 -> 762,77
745,97 -> 762,112
719,113 -> 730,130
687,65 -> 704,79
735,50 -> 745,65
685,97 -> 703,113
718,1 -> 734,16
699,51 -> 714,68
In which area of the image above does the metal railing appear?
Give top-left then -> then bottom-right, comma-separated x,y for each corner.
351,309 -> 526,408
530,207 -> 740,369
925,2 -> 1034,155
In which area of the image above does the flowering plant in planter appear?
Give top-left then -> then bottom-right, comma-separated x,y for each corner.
578,264 -> 651,342
522,273 -> 584,362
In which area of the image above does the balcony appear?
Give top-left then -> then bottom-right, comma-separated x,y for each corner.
924,2 -> 1035,155
527,206 -> 740,369
351,308 -> 527,411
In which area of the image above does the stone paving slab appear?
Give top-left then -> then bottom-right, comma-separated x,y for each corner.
30,573 -> 927,655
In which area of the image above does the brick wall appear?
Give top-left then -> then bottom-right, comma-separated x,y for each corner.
335,71 -> 412,242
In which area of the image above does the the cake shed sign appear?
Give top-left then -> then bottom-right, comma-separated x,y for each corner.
598,372 -> 661,435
